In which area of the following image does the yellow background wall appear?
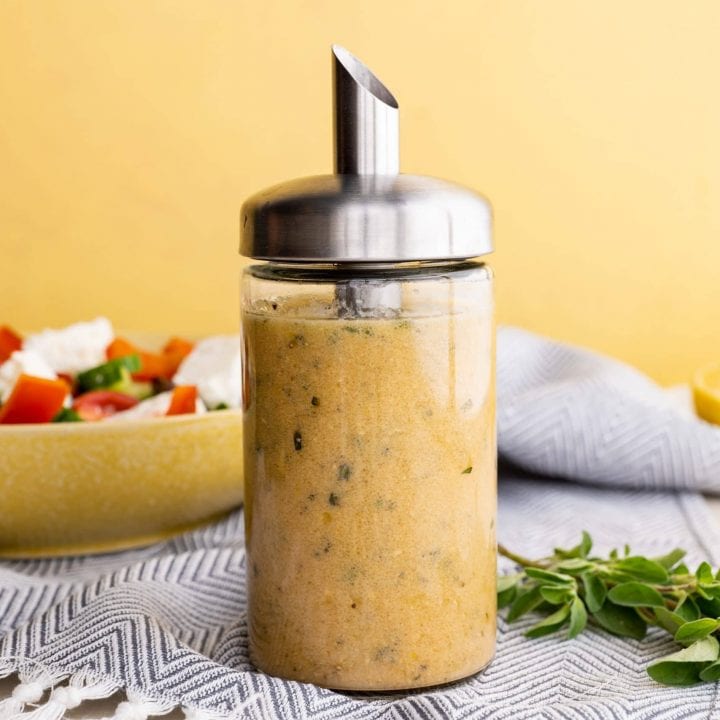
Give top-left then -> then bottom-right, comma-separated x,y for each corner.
1,0 -> 719,384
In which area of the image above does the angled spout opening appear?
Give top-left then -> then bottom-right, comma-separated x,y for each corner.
332,45 -> 398,109
332,45 -> 400,175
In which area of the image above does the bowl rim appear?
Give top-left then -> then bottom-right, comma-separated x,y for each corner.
0,407 -> 243,435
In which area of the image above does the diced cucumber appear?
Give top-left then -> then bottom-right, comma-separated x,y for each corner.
76,355 -> 141,392
52,407 -> 83,423
110,368 -> 153,400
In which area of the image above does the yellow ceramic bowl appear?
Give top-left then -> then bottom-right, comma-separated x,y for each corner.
1,328 -> 244,558
0,410 -> 244,557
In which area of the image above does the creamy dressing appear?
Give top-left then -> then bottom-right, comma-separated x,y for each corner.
243,290 -> 496,690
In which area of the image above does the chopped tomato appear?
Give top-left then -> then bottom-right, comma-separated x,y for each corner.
166,385 -> 197,416
0,326 -> 23,363
162,337 -> 194,377
107,337 -> 170,381
0,374 -> 68,424
73,390 -> 138,421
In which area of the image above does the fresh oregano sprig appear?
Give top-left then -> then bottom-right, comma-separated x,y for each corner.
498,532 -> 720,686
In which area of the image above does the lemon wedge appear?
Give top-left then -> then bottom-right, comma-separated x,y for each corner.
693,363 -> 720,425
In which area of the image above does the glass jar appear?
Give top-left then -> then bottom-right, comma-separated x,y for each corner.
241,260 -> 496,690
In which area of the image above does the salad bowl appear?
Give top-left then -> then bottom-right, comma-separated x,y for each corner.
0,331 -> 244,558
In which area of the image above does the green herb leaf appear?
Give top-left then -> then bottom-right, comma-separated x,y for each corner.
579,531 -> 593,558
554,531 -> 593,560
539,586 -> 574,605
497,584 -> 517,609
607,582 -> 665,608
700,583 -> 720,600
497,574 -> 521,608
654,606 -> 686,635
568,596 -> 588,639
695,585 -> 714,600
525,568 -> 575,586
653,548 -> 686,570
695,596 -> 720,619
461,466 -> 473,474
497,573 -> 521,594
699,658 -> 720,682
556,558 -> 594,573
507,586 -> 544,622
674,618 -> 719,645
591,601 -> 647,640
526,603 -> 571,638
581,573 -> 607,613
676,595 -> 702,621
697,562 -> 714,584
614,557 -> 669,583
647,636 -> 719,686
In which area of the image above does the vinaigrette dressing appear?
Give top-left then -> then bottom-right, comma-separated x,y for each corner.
242,286 -> 496,690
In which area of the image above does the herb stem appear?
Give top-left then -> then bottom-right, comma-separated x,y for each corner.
497,544 -> 551,570
654,583 -> 696,593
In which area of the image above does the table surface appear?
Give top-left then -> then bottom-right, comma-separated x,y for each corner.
3,496 -> 720,715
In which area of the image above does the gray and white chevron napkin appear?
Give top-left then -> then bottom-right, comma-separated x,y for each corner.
3,327 -> 720,720
498,327 -> 720,492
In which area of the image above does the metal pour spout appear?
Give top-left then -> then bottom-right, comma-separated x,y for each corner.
240,46 -> 492,264
333,45 -> 399,175
332,47 -> 402,316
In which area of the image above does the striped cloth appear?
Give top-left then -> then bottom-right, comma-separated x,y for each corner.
2,327 -> 720,720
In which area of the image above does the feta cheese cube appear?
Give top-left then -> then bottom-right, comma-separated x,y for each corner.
173,335 -> 242,409
0,350 -> 59,403
24,317 -> 114,375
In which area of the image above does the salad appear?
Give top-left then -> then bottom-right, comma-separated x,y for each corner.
0,318 -> 241,425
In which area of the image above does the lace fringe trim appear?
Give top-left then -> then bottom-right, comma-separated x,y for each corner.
0,660 -> 224,720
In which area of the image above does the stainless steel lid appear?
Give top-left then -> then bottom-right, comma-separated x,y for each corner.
240,45 -> 492,263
